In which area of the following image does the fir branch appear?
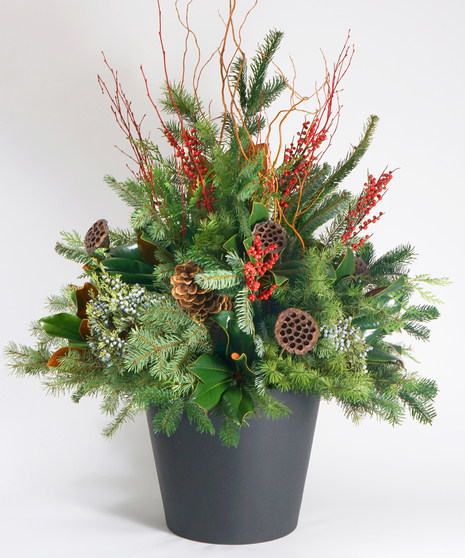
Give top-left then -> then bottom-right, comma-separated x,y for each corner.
234,288 -> 255,335
184,401 -> 215,435
195,269 -> 241,290
218,417 -> 241,448
151,399 -> 185,436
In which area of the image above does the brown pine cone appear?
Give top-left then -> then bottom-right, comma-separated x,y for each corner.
171,262 -> 225,321
354,257 -> 369,276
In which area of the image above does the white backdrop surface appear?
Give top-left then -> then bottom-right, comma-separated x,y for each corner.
1,1 -> 464,556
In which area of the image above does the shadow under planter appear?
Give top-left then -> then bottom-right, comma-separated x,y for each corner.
147,390 -> 320,544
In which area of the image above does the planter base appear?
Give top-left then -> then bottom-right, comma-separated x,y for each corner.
147,391 -> 319,544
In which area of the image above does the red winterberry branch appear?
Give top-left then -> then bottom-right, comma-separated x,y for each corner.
244,235 -> 279,301
342,170 -> 393,250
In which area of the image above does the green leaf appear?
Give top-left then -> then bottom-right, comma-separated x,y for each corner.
231,352 -> 255,381
210,311 -> 255,359
188,354 -> 233,410
39,313 -> 85,344
103,257 -> 154,275
269,271 -> 288,287
222,386 -> 254,424
366,346 -> 402,363
223,234 -> 241,255
107,244 -> 143,260
368,276 -> 406,299
249,201 -> 269,227
335,247 -> 355,281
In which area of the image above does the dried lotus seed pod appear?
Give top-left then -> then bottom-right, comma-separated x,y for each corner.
274,308 -> 319,355
354,257 -> 369,276
84,219 -> 110,253
252,220 -> 287,253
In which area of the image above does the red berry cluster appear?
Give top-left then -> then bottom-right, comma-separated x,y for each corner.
279,119 -> 327,208
163,127 -> 215,211
244,235 -> 279,302
342,171 -> 393,250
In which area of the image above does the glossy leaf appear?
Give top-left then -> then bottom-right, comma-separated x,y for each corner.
222,386 -> 254,424
223,234 -> 241,255
103,257 -> 154,275
188,354 -> 233,410
107,243 -> 143,261
39,313 -> 85,344
335,247 -> 355,281
249,201 -> 269,227
366,346 -> 402,363
210,311 -> 255,359
230,352 -> 255,381
366,275 -> 406,299
75,282 -> 98,319
269,271 -> 288,287
137,231 -> 174,264
47,347 -> 69,367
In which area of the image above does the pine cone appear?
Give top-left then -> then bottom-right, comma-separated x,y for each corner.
274,308 -> 319,355
253,220 -> 287,253
354,257 -> 369,277
84,219 -> 110,253
207,294 -> 234,316
171,262 -> 231,321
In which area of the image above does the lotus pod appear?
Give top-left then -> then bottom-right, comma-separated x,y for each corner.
84,219 -> 110,253
274,308 -> 319,355
252,220 -> 287,253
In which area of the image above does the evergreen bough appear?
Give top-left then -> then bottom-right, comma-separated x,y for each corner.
4,27 -> 448,447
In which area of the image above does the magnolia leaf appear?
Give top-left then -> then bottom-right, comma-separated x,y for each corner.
335,247 -> 355,281
188,354 -> 233,410
366,275 -> 406,299
366,346 -> 402,363
137,231 -> 174,264
39,313 -> 85,344
222,386 -> 254,424
231,352 -> 255,381
107,243 -> 143,261
79,318 -> 91,339
223,234 -> 241,255
47,347 -> 69,367
249,201 -> 269,227
75,282 -> 98,319
269,271 -> 288,287
103,257 -> 154,275
210,311 -> 255,359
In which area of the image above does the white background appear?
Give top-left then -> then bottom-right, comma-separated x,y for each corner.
1,0 -> 464,556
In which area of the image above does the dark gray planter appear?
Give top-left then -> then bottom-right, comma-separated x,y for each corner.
147,391 -> 319,544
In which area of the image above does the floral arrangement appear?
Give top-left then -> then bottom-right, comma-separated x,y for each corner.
4,5 -> 447,447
